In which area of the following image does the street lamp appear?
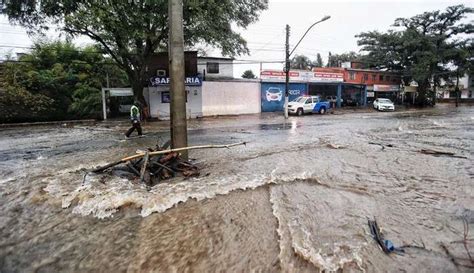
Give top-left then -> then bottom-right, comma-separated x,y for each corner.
284,15 -> 331,119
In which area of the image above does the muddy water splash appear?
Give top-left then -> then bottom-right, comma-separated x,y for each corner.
1,106 -> 473,272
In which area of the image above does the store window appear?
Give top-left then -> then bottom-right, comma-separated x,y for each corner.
372,74 -> 376,81
379,75 -> 384,81
349,71 -> 356,80
207,62 -> 219,74
364,73 -> 368,81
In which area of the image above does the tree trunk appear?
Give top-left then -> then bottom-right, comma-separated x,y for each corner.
455,70 -> 459,108
416,80 -> 430,106
129,73 -> 150,119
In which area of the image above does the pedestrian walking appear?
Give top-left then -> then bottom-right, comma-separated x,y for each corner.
125,101 -> 143,138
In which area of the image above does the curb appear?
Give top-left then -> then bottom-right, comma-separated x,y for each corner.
0,119 -> 98,128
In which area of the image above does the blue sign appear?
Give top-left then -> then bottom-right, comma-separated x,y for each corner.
261,83 -> 307,112
150,76 -> 202,86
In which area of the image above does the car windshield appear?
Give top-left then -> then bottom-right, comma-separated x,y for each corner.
294,97 -> 307,103
378,99 -> 392,103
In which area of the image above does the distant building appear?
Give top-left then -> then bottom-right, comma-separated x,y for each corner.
437,73 -> 473,100
197,57 -> 234,80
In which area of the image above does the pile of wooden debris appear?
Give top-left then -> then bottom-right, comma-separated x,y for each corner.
91,141 -> 245,186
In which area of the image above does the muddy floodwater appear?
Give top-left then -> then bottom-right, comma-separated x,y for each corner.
1,105 -> 473,272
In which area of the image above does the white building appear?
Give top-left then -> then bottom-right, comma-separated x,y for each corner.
437,73 -> 473,99
197,57 -> 234,80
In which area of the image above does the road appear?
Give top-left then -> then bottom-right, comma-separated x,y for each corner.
0,105 -> 473,272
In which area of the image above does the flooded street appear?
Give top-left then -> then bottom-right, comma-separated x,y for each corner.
1,105 -> 473,272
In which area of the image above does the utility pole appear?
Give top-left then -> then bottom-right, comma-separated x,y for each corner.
169,0 -> 188,158
283,16 -> 330,118
284,24 -> 290,119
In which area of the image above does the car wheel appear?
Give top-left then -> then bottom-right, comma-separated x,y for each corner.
297,108 -> 303,116
319,107 -> 326,115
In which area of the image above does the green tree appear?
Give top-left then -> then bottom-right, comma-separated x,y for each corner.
357,5 -> 473,105
241,70 -> 256,79
313,53 -> 324,67
2,0 -> 269,109
0,85 -> 54,123
291,54 -> 312,70
1,41 -> 128,122
327,51 -> 360,67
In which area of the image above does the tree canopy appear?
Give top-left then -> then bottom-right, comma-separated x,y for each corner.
241,70 -> 256,79
313,53 -> 324,67
290,54 -> 312,70
357,4 -> 473,104
327,51 -> 360,67
0,41 -> 128,122
2,0 -> 269,106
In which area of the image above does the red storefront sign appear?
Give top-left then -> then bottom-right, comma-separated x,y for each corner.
260,70 -> 343,82
312,72 -> 343,82
373,84 -> 400,92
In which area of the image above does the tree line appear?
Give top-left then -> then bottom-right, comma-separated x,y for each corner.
0,42 -> 128,122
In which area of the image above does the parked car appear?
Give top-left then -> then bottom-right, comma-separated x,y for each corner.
288,96 -> 331,116
265,87 -> 283,102
373,98 -> 395,111
343,97 -> 360,106
325,96 -> 343,105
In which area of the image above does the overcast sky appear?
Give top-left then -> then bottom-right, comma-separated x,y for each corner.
1,0 -> 472,78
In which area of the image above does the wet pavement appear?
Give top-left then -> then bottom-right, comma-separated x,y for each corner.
0,105 -> 473,272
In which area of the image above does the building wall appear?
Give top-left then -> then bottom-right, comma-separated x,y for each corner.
144,86 -> 203,120
261,82 -> 308,112
314,67 -> 401,86
145,51 -> 198,80
198,58 -> 234,80
201,81 -> 260,116
344,69 -> 401,86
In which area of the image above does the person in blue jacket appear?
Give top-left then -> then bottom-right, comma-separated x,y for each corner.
125,101 -> 143,138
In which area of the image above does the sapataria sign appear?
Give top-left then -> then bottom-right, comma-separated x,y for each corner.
150,76 -> 202,86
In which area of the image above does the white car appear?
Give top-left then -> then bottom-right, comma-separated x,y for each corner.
288,96 -> 330,116
266,87 -> 283,102
373,98 -> 395,111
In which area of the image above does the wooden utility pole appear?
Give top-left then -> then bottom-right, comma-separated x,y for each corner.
169,0 -> 188,158
284,24 -> 290,119
455,68 -> 460,108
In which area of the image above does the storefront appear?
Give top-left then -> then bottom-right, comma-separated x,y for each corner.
260,82 -> 307,112
260,70 -> 308,112
341,84 -> 366,106
260,69 -> 347,111
373,84 -> 400,102
145,75 -> 203,119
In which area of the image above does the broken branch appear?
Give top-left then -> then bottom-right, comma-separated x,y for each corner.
91,142 -> 246,173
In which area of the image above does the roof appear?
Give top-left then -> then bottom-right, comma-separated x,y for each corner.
346,68 -> 401,74
197,56 -> 234,61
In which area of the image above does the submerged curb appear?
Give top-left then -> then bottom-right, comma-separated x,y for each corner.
0,119 -> 97,128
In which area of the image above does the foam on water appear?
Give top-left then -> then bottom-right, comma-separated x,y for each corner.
60,167 -> 315,218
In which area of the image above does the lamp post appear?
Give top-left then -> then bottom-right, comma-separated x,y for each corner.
284,15 -> 331,119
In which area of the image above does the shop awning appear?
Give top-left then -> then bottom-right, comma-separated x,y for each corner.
374,84 -> 400,92
105,88 -> 134,97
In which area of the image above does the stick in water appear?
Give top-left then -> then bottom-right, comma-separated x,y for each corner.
91,142 -> 246,173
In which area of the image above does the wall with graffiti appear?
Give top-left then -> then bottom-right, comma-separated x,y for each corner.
261,83 -> 308,112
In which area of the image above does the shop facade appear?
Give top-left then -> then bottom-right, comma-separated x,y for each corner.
145,75 -> 203,119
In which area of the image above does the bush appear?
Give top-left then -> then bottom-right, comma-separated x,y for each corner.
0,86 -> 54,123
